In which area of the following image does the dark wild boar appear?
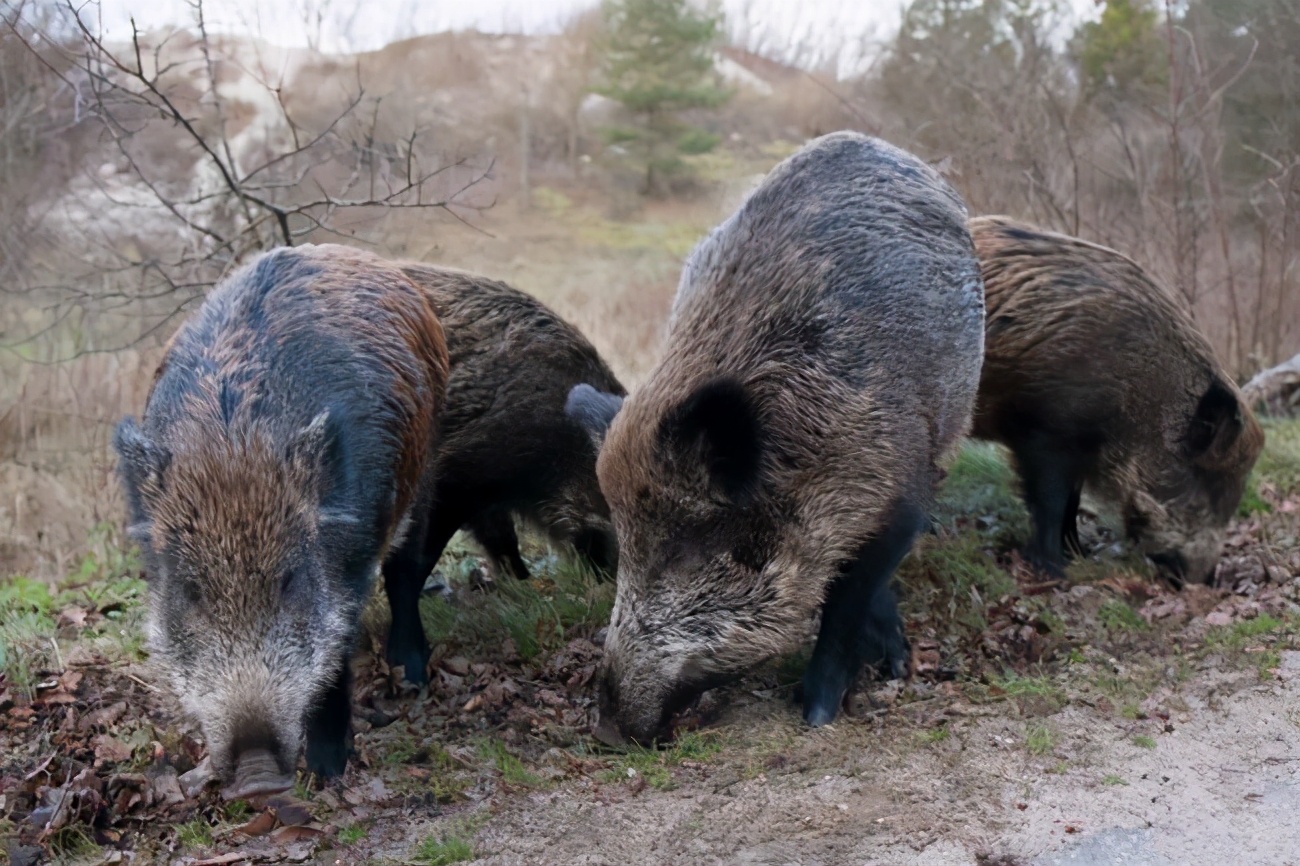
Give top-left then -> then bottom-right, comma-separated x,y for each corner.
567,132 -> 985,742
398,263 -> 625,592
114,244 -> 449,797
968,215 -> 1265,584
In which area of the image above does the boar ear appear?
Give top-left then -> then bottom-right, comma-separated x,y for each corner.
1185,379 -> 1244,466
113,417 -> 169,533
664,378 -> 763,500
566,384 -> 624,450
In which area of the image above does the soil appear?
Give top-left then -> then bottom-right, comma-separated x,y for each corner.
3,500 -> 1298,866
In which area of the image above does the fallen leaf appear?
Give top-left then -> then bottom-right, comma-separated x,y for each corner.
462,693 -> 484,713
92,734 -> 133,767
236,809 -> 278,837
149,767 -> 186,809
265,794 -> 313,826
80,701 -> 129,733
189,854 -> 248,866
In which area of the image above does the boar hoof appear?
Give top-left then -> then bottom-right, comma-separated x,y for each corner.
801,664 -> 851,727
305,735 -> 350,781
386,645 -> 431,686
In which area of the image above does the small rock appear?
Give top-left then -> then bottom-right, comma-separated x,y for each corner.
6,844 -> 44,866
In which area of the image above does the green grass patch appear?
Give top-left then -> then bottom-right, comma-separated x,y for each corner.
1026,723 -> 1057,756
601,730 -> 725,791
917,726 -> 951,746
1102,773 -> 1128,786
1206,614 -> 1287,650
223,800 -> 251,823
0,575 -> 58,697
1098,599 -> 1147,632
1237,477 -> 1271,516
990,671 -> 1067,709
417,543 -> 613,663
338,823 -> 367,846
477,739 -> 541,788
938,442 -> 1025,521
412,833 -> 474,866
1132,734 -> 1157,749
176,818 -> 213,849
47,825 -> 98,859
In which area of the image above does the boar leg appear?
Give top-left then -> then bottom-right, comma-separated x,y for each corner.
467,509 -> 531,580
384,510 -> 435,685
802,501 -> 926,727
304,659 -> 353,780
1014,434 -> 1087,576
1061,483 -> 1084,557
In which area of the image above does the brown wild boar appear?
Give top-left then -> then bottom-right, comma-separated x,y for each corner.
567,132 -> 985,742
968,215 -> 1264,584
396,262 -> 624,601
114,244 -> 449,796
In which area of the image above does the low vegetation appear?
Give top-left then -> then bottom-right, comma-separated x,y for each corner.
3,426 -> 1298,864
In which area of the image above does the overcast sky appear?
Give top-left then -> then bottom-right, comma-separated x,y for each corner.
91,0 -> 1103,77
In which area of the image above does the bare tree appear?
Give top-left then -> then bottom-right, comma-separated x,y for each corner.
2,0 -> 493,359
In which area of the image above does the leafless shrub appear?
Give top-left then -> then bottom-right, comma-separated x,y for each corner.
2,0 -> 493,361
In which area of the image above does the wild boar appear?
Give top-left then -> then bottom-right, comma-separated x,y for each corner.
567,132 -> 985,742
114,244 -> 449,796
968,215 -> 1265,584
398,263 -> 625,592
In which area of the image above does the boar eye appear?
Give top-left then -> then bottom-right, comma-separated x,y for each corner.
178,578 -> 202,605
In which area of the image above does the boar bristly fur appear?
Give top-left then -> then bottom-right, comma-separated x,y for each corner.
568,132 -> 985,743
397,263 -> 625,597
115,244 -> 448,795
969,216 -> 1265,584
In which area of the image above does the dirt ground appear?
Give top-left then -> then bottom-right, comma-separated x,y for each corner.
2,433 -> 1298,866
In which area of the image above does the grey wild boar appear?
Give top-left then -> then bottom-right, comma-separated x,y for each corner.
114,244 -> 449,797
567,132 -> 985,742
397,262 -> 625,594
968,215 -> 1265,584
